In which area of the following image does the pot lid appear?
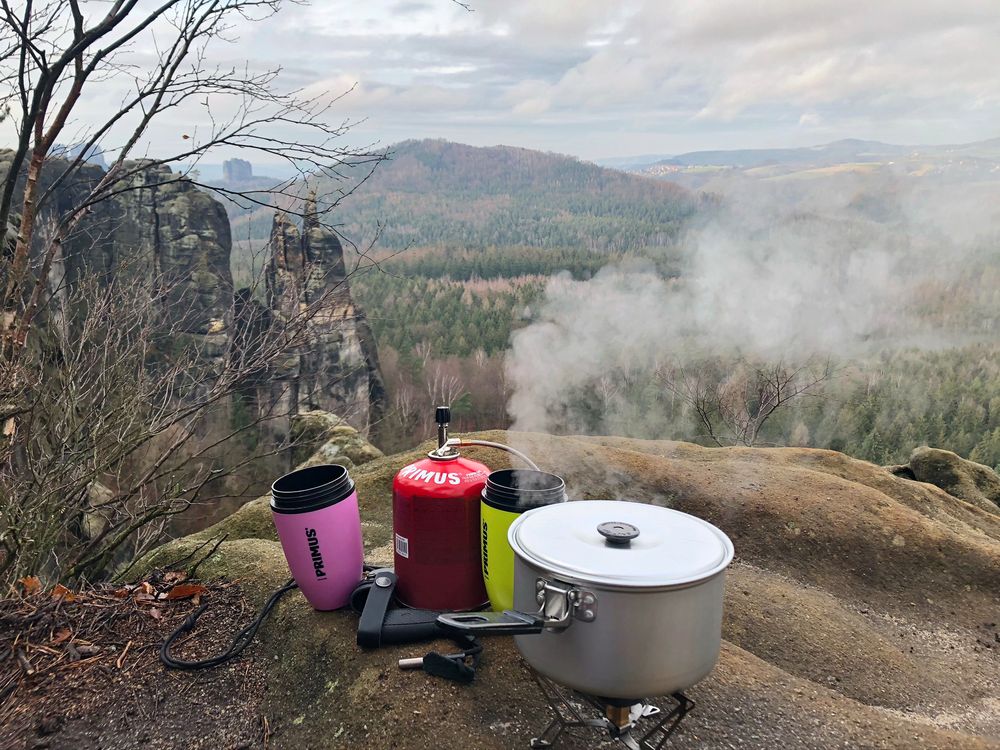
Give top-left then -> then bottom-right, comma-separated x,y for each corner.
508,500 -> 734,590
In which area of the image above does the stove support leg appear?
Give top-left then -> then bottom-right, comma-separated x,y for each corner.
526,670 -> 694,750
638,693 -> 694,750
529,718 -> 565,749
529,672 -> 595,747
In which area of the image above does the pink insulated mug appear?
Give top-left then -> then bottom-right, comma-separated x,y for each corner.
270,464 -> 364,610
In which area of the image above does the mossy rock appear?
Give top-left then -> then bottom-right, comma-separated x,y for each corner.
132,530 -> 996,750
291,410 -> 385,467
905,446 -> 1000,513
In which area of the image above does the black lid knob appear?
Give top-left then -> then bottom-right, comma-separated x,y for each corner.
436,405 -> 451,424
598,521 -> 640,546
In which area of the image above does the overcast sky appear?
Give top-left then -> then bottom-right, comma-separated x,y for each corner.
28,0 -> 1000,162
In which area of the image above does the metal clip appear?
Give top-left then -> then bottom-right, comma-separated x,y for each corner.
534,578 -> 597,629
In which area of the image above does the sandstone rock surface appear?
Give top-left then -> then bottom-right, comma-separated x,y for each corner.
889,446 -> 1000,513
290,410 -> 385,467
141,433 -> 1000,749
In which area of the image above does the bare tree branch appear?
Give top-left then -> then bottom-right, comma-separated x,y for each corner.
659,356 -> 835,447
0,0 -> 387,585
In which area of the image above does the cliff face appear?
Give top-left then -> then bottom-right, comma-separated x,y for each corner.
1,153 -> 233,356
123,164 -> 234,337
261,196 -> 384,434
1,151 -> 383,432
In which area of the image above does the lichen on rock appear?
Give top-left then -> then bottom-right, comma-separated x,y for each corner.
290,410 -> 385,467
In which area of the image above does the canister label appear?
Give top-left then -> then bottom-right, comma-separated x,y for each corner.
397,464 -> 464,485
395,533 -> 409,558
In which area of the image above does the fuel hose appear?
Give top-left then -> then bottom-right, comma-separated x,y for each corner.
446,438 -> 539,470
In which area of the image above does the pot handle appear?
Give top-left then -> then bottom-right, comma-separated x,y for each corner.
436,610 -> 545,636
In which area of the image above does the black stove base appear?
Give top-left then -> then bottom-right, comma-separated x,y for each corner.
528,672 -> 694,750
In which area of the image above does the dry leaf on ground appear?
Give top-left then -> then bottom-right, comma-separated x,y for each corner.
51,584 -> 76,602
52,628 -> 72,644
165,584 -> 208,601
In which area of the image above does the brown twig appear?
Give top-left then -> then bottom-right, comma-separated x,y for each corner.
185,534 -> 227,578
115,639 -> 132,669
58,654 -> 101,670
0,681 -> 17,706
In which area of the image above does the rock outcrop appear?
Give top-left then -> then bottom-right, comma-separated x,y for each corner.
0,152 -> 233,355
222,158 -> 253,182
257,196 -> 384,435
1,152 -> 384,438
888,446 -> 1000,513
139,434 -> 1000,749
290,410 -> 384,467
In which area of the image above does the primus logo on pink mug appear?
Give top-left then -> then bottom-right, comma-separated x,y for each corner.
305,528 -> 327,579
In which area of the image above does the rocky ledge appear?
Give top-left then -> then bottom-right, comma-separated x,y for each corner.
11,434 -> 1000,749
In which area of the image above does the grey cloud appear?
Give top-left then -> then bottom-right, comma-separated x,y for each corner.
252,26 -> 591,85
390,1 -> 435,14
37,0 -> 1000,160
277,0 -> 1000,152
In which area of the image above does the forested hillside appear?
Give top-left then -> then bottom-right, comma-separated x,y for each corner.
229,139 -> 701,251
330,139 -> 698,250
356,259 -> 1000,468
227,139 -> 1000,469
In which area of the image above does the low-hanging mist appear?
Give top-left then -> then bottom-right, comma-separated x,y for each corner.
505,170 -> 1000,458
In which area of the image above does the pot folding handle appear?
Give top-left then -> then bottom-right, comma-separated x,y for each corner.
437,579 -> 597,636
437,610 -> 545,636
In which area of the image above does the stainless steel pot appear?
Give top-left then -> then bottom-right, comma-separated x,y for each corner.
438,500 -> 734,699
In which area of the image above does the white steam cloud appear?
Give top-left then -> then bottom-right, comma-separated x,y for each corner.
505,170 -> 1000,437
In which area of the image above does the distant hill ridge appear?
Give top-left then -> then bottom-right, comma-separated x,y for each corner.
367,138 -> 688,193
657,138 -> 905,168
599,135 -> 1000,171
229,138 -> 699,250
308,139 -> 700,251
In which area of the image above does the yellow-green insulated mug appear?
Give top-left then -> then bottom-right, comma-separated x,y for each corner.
481,469 -> 566,611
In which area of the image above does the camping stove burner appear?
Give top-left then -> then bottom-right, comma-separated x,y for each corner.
528,671 -> 694,750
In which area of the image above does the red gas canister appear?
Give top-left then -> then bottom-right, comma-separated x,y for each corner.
392,407 -> 490,611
